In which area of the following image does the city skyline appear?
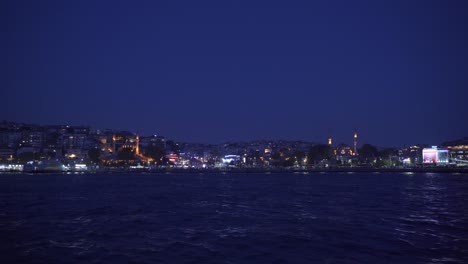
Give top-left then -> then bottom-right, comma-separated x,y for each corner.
1,119 -> 467,171
2,0 -> 468,147
1,119 -> 464,149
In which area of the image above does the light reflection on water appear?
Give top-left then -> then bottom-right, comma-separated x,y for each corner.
394,173 -> 467,263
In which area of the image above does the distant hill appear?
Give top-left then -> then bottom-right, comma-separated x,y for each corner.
442,137 -> 468,146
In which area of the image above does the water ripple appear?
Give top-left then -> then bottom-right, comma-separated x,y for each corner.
0,172 -> 467,263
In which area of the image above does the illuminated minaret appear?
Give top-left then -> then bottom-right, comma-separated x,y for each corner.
328,137 -> 332,146
353,129 -> 358,155
112,135 -> 116,153
135,135 -> 140,155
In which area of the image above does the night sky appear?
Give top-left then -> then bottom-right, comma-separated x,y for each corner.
2,0 -> 468,147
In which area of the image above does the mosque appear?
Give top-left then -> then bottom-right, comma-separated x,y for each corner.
328,129 -> 358,163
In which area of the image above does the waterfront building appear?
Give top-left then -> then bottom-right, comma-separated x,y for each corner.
334,144 -> 355,164
335,144 -> 353,156
141,135 -> 166,149
62,133 -> 87,150
422,146 -> 449,164
0,130 -> 22,148
111,132 -> 134,152
221,154 -> 242,167
442,137 -> 468,162
166,153 -> 179,164
20,129 -> 44,149
398,145 -> 424,165
448,145 -> 468,161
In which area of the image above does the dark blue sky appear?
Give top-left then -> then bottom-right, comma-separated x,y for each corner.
2,0 -> 467,147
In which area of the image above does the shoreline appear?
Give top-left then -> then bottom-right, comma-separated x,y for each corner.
3,167 -> 468,174
143,167 -> 468,174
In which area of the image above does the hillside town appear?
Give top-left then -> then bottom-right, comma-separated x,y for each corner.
0,121 -> 467,172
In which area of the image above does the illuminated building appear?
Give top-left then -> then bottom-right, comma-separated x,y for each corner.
62,133 -> 86,150
335,144 -> 353,156
21,130 -> 44,149
334,144 -> 354,164
222,155 -> 241,167
422,146 -> 449,164
398,145 -> 423,164
447,145 -> 468,161
166,153 -> 179,164
443,137 -> 468,162
328,137 -> 332,146
112,132 -> 133,152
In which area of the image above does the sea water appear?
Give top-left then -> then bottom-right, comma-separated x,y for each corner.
1,172 -> 467,263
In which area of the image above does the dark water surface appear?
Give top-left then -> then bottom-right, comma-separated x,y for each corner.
1,172 -> 467,263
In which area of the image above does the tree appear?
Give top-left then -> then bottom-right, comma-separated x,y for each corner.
271,152 -> 281,160
358,144 -> 378,162
17,152 -> 40,162
308,144 -> 333,164
378,148 -> 395,159
378,148 -> 398,167
145,144 -> 166,163
283,157 -> 295,167
46,150 -> 56,159
269,152 -> 283,167
88,148 -> 101,164
286,150 -> 306,167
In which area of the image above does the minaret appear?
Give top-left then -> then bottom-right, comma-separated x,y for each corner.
328,137 -> 332,146
112,135 -> 116,153
353,129 -> 358,155
136,135 -> 140,155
